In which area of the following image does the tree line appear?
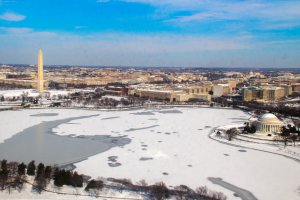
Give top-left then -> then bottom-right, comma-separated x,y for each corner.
0,159 -> 227,200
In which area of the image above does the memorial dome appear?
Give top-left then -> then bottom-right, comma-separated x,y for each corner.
255,113 -> 283,133
259,113 -> 281,125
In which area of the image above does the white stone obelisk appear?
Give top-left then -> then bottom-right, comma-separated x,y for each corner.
37,49 -> 44,93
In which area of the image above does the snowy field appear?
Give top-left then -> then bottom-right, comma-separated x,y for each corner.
0,107 -> 299,200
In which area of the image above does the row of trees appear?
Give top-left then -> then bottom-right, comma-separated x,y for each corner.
0,160 -> 27,192
106,178 -> 227,200
27,161 -> 84,192
281,124 -> 300,136
213,96 -> 300,118
65,91 -> 146,108
53,169 -> 83,188
1,159 -> 227,200
281,125 -> 299,146
0,160 -> 84,194
33,162 -> 53,193
238,102 -> 300,118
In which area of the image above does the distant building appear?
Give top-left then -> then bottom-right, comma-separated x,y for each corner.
6,74 -> 31,80
129,83 -> 212,102
279,84 -> 292,96
213,84 -> 231,97
292,83 -> 300,94
242,86 -> 286,102
182,83 -> 213,95
131,89 -> 181,102
104,85 -> 128,96
213,79 -> 237,89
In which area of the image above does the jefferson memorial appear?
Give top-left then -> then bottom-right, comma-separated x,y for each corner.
254,113 -> 283,133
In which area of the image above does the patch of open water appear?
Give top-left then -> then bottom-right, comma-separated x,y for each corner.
0,115 -> 131,166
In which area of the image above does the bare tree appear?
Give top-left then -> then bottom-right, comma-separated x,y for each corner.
225,128 -> 238,141
174,185 -> 194,200
136,179 -> 148,187
150,182 -> 169,200
195,186 -> 208,196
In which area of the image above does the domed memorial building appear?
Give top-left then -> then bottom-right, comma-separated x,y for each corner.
255,113 -> 283,133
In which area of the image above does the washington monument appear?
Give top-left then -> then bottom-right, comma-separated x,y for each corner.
37,49 -> 44,93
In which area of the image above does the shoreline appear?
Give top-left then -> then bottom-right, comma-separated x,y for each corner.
208,127 -> 300,163
5,103 -> 239,112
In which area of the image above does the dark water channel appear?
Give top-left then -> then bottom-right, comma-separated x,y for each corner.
0,114 -> 131,166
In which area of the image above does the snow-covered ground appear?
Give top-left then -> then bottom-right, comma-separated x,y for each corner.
0,177 -> 142,200
0,107 -> 299,200
0,89 -> 40,98
102,95 -> 127,101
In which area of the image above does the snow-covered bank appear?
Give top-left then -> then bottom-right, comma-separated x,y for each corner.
0,177 -> 142,200
210,128 -> 300,161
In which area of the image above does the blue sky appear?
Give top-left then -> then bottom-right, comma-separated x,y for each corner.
0,0 -> 300,67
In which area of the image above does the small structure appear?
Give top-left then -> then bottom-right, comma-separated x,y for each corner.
254,113 -> 283,133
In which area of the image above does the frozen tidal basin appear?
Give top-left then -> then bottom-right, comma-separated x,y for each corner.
0,108 -> 299,200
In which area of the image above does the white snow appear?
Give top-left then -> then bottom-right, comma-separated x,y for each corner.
0,89 -> 40,98
45,90 -> 72,98
0,107 -> 300,200
101,95 -> 127,101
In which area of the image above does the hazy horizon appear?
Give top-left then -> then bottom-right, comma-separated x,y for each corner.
1,0 -> 300,68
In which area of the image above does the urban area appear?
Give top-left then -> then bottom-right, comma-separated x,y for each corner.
1,50 -> 299,111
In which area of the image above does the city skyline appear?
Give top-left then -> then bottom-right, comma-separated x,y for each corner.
0,0 -> 300,68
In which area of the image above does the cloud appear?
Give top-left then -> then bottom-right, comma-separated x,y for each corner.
167,12 -> 233,24
0,29 -> 299,67
167,1 -> 300,22
0,30 -> 247,52
260,22 -> 300,30
263,39 -> 300,45
0,29 -> 251,66
0,12 -> 26,22
106,0 -> 300,30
